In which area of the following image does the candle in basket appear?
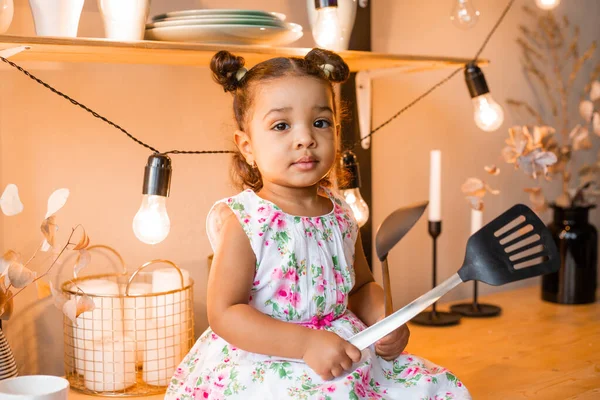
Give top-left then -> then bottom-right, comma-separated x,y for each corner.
429,150 -> 442,222
123,282 -> 153,367
152,267 -> 190,323
142,268 -> 191,386
142,321 -> 182,387
71,279 -> 123,375
83,335 -> 136,392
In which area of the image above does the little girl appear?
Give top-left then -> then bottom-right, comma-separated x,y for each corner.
167,48 -> 471,400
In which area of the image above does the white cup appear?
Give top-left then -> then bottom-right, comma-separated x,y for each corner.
0,375 -> 69,400
28,0 -> 85,37
98,0 -> 151,41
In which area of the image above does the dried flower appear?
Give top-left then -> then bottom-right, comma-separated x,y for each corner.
0,184 -> 23,217
484,165 -> 500,175
503,126 -> 558,179
461,178 -> 500,211
500,7 -> 600,212
0,185 -> 94,322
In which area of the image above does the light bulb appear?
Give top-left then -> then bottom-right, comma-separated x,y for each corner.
342,188 -> 369,227
464,63 -> 505,132
312,0 -> 344,51
535,0 -> 560,10
450,0 -> 480,29
472,93 -> 505,132
133,154 -> 173,245
133,195 -> 171,245
339,150 -> 370,227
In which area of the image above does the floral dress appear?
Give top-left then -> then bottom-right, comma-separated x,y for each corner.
166,188 -> 471,400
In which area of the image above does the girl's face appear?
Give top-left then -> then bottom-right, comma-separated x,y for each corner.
236,75 -> 337,190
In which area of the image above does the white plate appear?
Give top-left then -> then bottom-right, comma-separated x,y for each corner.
152,9 -> 286,22
145,23 -> 303,46
146,17 -> 287,30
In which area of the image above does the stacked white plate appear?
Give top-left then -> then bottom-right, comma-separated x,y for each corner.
145,9 -> 303,46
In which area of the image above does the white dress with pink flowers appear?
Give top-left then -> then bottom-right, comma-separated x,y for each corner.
166,188 -> 471,400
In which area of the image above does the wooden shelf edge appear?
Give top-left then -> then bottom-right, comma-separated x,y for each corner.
0,35 -> 487,72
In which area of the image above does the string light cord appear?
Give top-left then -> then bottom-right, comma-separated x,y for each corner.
356,0 -> 515,148
0,0 -> 515,155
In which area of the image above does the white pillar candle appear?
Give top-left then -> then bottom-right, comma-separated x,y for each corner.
83,335 -> 136,392
71,279 -> 122,375
151,267 -> 190,324
471,208 -> 483,235
143,267 -> 191,386
429,150 -> 442,221
122,282 -> 153,367
142,321 -> 182,387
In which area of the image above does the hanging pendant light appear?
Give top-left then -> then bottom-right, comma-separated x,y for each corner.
464,63 -> 505,132
339,150 -> 369,227
132,154 -> 172,245
450,0 -> 480,29
535,0 -> 560,10
311,0 -> 345,51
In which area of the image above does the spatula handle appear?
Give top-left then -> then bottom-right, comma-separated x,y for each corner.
348,273 -> 463,350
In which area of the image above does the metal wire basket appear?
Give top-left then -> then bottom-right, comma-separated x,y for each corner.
62,246 -> 194,397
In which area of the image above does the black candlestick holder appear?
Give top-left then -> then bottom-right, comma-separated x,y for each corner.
411,221 -> 462,326
449,281 -> 502,317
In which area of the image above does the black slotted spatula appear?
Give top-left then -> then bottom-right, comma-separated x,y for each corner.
349,204 -> 560,350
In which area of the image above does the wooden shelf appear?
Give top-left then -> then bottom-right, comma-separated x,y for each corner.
0,35 -> 486,72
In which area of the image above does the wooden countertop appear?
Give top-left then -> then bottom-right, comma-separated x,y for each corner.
69,285 -> 600,400
407,285 -> 600,400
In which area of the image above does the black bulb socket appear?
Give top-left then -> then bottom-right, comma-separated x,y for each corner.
339,150 -> 361,190
464,62 -> 490,99
315,0 -> 338,9
142,154 -> 172,197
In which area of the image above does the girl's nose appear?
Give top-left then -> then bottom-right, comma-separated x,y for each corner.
294,128 -> 317,149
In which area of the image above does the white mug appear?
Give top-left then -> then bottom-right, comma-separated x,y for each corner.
28,0 -> 85,37
98,0 -> 151,41
0,375 -> 69,400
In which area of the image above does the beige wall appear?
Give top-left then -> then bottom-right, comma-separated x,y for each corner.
370,0 -> 600,311
0,0 -> 598,375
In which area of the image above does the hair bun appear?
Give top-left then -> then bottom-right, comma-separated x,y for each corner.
210,51 -> 246,93
304,48 -> 350,83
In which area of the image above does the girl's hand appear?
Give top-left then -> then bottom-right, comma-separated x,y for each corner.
302,329 -> 361,381
374,316 -> 410,361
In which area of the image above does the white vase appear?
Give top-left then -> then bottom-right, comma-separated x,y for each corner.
0,326 -> 18,381
98,0 -> 150,41
306,0 -> 357,51
29,0 -> 85,37
0,0 -> 13,34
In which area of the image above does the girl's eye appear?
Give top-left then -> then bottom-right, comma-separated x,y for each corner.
273,122 -> 289,131
314,119 -> 332,129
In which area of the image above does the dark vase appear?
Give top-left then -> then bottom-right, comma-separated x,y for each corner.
542,205 -> 598,304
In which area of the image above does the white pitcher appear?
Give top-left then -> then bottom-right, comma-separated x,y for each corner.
29,0 -> 84,37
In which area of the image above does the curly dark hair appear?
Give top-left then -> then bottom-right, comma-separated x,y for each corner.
210,48 -> 350,191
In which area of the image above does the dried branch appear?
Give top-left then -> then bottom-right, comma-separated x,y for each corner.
2,226 -> 83,306
517,38 -> 546,62
567,41 -> 597,94
506,99 -> 545,125
562,25 -> 580,66
519,25 -> 544,50
523,61 -> 558,117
